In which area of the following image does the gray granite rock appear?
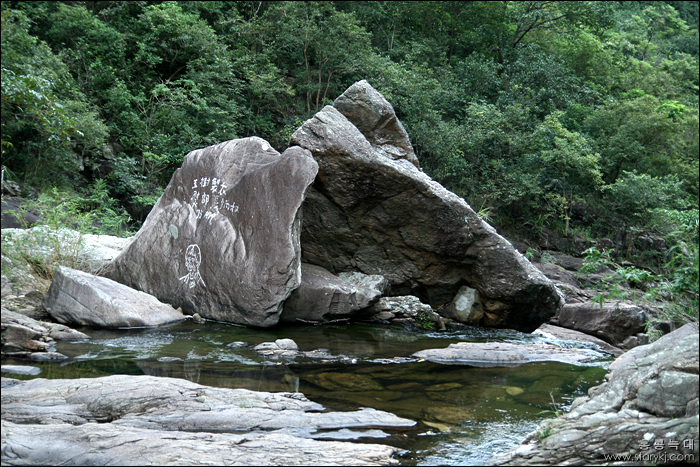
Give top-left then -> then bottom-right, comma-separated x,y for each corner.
413,342 -> 603,367
557,300 -> 648,345
103,138 -> 318,327
43,266 -> 186,328
292,82 -> 563,332
281,264 -> 383,323
1,374 -> 414,465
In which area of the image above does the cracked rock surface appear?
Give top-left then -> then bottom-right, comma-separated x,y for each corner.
1,374 -> 414,466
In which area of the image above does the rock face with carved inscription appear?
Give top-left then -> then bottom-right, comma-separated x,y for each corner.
292,80 -> 563,332
103,137 -> 318,327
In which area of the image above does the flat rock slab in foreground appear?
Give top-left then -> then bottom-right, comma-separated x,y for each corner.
413,342 -> 605,367
103,137 -> 318,327
1,374 -> 413,466
43,266 -> 185,328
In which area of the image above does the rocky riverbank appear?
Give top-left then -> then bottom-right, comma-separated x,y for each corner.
488,323 -> 699,465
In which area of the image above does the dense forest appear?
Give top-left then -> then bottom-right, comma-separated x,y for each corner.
2,2 -> 698,267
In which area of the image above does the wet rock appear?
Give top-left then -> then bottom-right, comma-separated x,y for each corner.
252,339 -> 359,363
488,324 -> 700,465
413,342 -> 603,367
366,295 -> 448,329
103,137 -> 318,327
1,307 -> 89,358
0,365 -> 40,376
281,264 -> 383,323
292,81 -> 562,332
254,338 -> 300,358
43,266 -> 186,328
1,374 -> 412,466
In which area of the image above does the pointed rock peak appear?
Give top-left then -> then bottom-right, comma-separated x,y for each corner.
333,80 -> 420,168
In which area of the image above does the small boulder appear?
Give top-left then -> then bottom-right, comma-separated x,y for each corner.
280,264 -> 382,324
366,295 -> 447,329
43,266 -> 186,328
557,301 -> 648,346
1,308 -> 89,359
442,286 -> 484,324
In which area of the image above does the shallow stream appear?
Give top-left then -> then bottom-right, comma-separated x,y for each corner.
2,321 -> 612,465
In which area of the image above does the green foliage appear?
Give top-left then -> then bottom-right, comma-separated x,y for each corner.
1,8 -> 109,186
416,312 -> 437,331
651,209 -> 699,324
602,171 -> 689,225
581,209 -> 698,326
580,247 -> 616,274
0,1 -> 696,294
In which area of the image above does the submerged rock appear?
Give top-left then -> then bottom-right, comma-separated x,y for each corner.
1,374 -> 413,466
103,138 -> 318,327
292,80 -> 562,332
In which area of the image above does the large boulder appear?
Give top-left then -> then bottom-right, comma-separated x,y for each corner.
291,81 -> 562,332
43,266 -> 186,328
103,138 -> 318,327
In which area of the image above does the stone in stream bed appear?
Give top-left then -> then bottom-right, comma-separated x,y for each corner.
413,342 -> 603,367
1,374 -> 414,466
487,324 -> 699,466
